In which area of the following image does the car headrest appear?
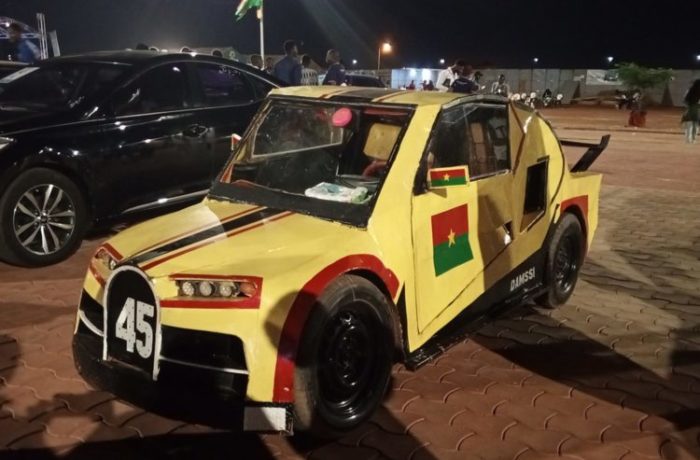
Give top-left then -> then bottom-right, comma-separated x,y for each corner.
364,123 -> 401,161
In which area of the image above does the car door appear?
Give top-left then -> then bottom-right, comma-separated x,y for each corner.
97,63 -> 212,215
410,103 -> 514,333
189,62 -> 269,179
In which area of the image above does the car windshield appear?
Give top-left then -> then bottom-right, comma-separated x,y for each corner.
210,98 -> 412,226
0,62 -> 126,111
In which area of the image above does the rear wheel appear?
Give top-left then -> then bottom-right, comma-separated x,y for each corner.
536,213 -> 584,307
294,275 -> 394,437
0,168 -> 87,267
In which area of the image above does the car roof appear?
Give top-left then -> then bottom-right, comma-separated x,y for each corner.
39,51 -> 285,84
270,86 -> 509,107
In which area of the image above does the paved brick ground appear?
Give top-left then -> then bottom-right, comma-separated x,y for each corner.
1,110 -> 699,459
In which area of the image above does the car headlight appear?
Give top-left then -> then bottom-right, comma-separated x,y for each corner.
95,247 -> 118,271
0,137 -> 14,151
174,276 -> 259,299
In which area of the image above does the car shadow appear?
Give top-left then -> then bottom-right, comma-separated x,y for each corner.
468,190 -> 700,457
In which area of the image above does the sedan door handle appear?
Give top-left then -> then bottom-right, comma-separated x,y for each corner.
183,124 -> 209,138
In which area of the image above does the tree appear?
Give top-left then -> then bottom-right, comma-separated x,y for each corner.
616,63 -> 674,92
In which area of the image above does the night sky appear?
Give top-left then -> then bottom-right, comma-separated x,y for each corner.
4,0 -> 699,69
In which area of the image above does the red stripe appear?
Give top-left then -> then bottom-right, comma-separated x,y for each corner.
102,243 -> 123,261
88,263 -> 105,287
431,205 -> 469,247
561,195 -> 589,238
133,206 -> 264,259
429,168 -> 467,181
272,255 -> 400,403
160,298 -> 260,309
141,212 -> 293,271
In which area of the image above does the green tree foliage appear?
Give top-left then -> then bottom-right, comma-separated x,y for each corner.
616,63 -> 674,91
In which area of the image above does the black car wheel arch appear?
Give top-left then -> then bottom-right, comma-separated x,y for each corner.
0,168 -> 88,267
293,275 -> 394,437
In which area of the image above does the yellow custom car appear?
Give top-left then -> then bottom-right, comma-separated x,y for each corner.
73,87 -> 607,435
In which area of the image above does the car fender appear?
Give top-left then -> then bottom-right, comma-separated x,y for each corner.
271,254 -> 400,403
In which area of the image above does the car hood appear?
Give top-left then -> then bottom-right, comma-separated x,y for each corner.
108,198 -> 366,279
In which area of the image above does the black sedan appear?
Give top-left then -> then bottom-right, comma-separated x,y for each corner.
0,61 -> 25,79
0,51 -> 281,267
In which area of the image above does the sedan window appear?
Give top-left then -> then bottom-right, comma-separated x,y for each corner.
195,64 -> 254,106
0,63 -> 125,111
114,64 -> 189,116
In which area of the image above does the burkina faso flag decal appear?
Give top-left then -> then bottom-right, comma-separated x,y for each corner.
431,205 -> 473,276
429,166 -> 468,189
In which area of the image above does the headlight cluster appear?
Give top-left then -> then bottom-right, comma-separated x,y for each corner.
176,278 -> 258,299
95,248 -> 118,270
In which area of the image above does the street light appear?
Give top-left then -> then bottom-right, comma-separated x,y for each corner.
607,56 -> 614,64
439,58 -> 445,66
530,58 -> 539,92
377,42 -> 392,71
352,59 -> 358,66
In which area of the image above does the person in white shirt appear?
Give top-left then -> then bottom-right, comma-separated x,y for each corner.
300,55 -> 319,85
436,59 -> 465,92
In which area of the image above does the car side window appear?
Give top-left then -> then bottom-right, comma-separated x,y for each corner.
427,107 -> 471,169
114,64 -> 189,116
250,77 -> 275,99
464,105 -> 510,178
195,63 -> 254,106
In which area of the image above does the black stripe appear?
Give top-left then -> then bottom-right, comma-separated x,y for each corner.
128,208 -> 285,266
328,88 -> 402,102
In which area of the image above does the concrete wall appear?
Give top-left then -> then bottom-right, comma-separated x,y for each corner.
375,67 -> 700,107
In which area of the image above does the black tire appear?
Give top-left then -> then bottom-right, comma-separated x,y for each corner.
536,213 -> 584,308
0,168 -> 88,267
294,275 -> 395,437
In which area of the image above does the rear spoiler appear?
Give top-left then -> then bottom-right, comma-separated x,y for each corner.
561,135 -> 610,173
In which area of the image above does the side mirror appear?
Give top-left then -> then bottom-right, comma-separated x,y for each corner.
427,166 -> 469,190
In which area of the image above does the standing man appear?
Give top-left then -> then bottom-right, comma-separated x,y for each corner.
264,57 -> 275,74
323,49 -> 346,86
491,74 -> 511,97
273,40 -> 302,85
300,55 -> 319,85
436,59 -> 465,92
249,54 -> 264,70
7,23 -> 40,64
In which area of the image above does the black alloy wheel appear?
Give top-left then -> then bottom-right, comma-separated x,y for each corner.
294,275 -> 395,437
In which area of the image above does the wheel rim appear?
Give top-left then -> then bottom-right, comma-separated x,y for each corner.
318,303 -> 382,422
12,184 -> 76,256
553,234 -> 580,295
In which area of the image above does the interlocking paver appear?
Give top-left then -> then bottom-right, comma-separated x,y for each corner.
1,114 -> 700,458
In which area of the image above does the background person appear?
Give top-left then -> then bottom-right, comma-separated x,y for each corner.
249,54 -> 263,70
300,54 -> 319,85
491,74 -> 511,97
682,79 -> 700,144
436,59 -> 465,92
323,49 -> 346,85
273,40 -> 302,85
7,22 -> 40,64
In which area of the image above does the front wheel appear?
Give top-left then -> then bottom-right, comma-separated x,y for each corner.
294,275 -> 395,437
536,213 -> 584,308
0,168 -> 88,267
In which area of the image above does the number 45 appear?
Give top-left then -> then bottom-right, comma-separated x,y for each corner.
115,298 -> 155,359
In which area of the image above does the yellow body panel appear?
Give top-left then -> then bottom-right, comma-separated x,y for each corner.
77,91 -> 602,404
